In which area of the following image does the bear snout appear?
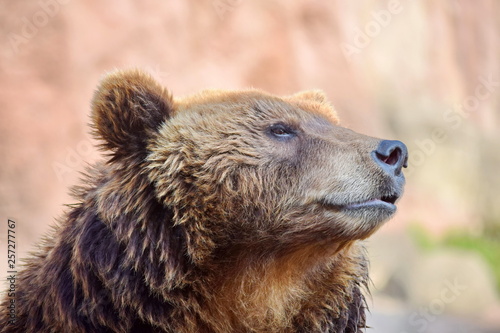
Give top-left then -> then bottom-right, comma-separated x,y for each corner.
372,140 -> 408,177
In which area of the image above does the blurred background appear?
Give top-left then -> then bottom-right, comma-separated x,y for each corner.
0,0 -> 499,332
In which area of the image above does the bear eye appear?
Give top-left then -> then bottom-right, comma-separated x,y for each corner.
268,123 -> 297,140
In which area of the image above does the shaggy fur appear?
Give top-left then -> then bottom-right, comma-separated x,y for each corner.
0,69 -> 406,332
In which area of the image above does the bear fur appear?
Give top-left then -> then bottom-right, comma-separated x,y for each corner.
0,69 -> 406,332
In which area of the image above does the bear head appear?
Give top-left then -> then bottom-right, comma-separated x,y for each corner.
91,69 -> 407,268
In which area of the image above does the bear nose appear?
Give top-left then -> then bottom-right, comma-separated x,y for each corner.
372,140 -> 408,176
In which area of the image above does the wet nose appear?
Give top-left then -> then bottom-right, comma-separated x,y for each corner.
372,140 -> 408,176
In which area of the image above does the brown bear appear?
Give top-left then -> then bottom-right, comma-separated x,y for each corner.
0,69 -> 407,333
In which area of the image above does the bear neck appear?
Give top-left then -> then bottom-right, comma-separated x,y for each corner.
196,241 -> 368,332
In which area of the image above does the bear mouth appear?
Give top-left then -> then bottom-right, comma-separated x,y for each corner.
319,192 -> 401,212
381,194 -> 399,205
343,194 -> 399,210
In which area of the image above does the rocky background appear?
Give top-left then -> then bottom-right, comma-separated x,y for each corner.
1,1 -> 499,332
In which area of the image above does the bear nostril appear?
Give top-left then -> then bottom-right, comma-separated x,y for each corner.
373,140 -> 408,176
377,147 -> 401,166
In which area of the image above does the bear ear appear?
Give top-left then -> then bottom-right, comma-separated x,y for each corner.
290,90 -> 328,103
91,69 -> 174,161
